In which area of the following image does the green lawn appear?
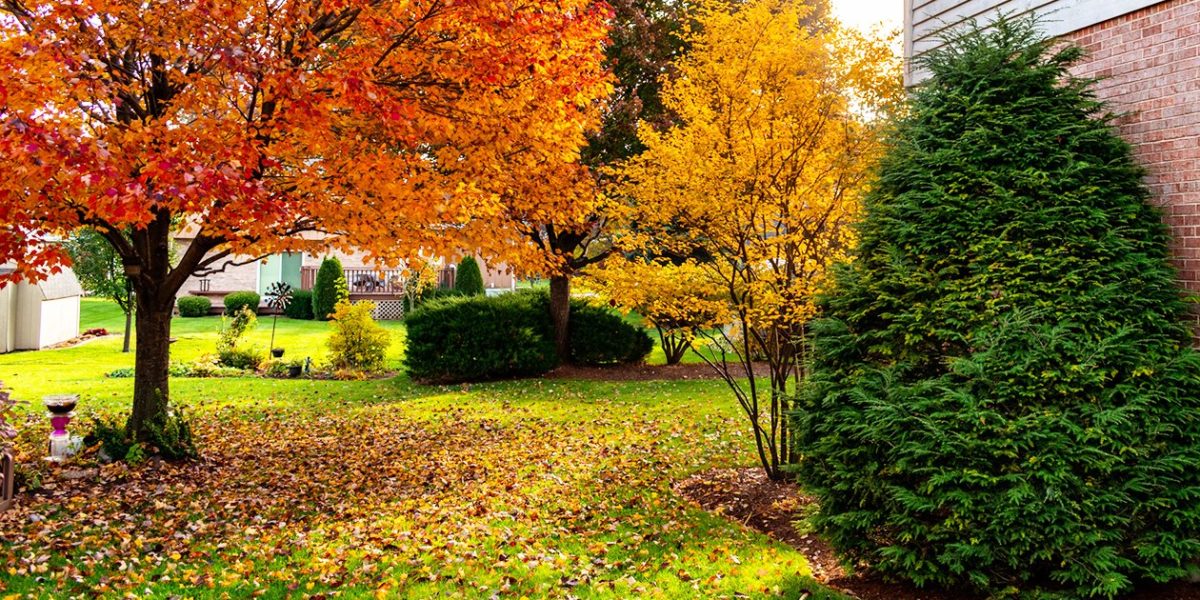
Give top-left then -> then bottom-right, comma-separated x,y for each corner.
0,300 -> 839,599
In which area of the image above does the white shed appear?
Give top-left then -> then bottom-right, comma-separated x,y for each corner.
0,266 -> 83,353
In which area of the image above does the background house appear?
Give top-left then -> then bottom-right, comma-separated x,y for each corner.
905,0 -> 1200,323
173,232 -> 516,319
0,266 -> 83,353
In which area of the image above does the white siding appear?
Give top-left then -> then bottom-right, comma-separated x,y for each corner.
0,285 -> 12,354
36,297 -> 80,348
12,282 -> 41,350
906,0 -> 1167,83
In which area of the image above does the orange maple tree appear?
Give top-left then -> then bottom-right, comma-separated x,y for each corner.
0,0 -> 610,440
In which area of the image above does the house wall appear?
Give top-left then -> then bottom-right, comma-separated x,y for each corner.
175,240 -> 518,302
481,263 -> 515,291
906,0 -> 1166,83
175,241 -> 261,299
36,296 -> 80,348
1064,0 -> 1200,323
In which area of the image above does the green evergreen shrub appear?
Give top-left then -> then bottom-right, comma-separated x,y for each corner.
791,18 -> 1200,599
177,296 -> 212,317
399,287 -> 459,313
143,408 -> 198,460
284,290 -> 315,319
85,408 -> 197,462
404,291 -> 557,382
222,291 -> 260,315
85,416 -> 134,462
327,300 -> 391,372
454,256 -> 485,296
312,257 -> 348,320
216,346 -> 264,371
569,303 -> 653,365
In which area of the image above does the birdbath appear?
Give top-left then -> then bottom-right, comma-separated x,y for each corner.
43,394 -> 79,461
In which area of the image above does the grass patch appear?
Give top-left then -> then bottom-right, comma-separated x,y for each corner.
0,300 -> 838,598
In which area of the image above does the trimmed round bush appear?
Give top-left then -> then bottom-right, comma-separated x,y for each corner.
792,18 -> 1200,598
405,291 -> 556,383
222,291 -> 260,315
569,303 -> 653,366
177,296 -> 212,318
312,256 -> 346,320
455,256 -> 485,296
284,289 -> 315,320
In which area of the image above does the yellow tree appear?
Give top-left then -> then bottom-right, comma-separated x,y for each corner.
615,0 -> 900,479
584,256 -> 727,365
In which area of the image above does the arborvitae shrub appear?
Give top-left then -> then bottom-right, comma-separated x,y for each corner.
284,290 -> 315,320
222,291 -> 260,315
405,291 -> 557,382
791,18 -> 1200,599
312,257 -> 347,320
177,296 -> 212,317
569,303 -> 653,366
455,256 -> 485,296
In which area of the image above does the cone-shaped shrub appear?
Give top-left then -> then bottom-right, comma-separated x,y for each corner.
312,257 -> 347,320
455,256 -> 485,296
792,17 -> 1200,598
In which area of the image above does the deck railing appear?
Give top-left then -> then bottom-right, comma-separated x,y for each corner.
343,268 -> 409,295
298,266 -> 456,295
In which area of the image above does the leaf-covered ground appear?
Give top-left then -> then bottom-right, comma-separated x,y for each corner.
0,301 -> 841,599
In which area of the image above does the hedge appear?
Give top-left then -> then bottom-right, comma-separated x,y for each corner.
569,303 -> 653,366
404,291 -> 651,382
177,296 -> 212,318
284,289 -> 315,320
222,291 -> 260,315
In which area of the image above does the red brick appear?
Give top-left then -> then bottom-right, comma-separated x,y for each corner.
1068,0 -> 1200,296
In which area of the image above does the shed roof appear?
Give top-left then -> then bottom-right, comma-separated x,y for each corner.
36,269 -> 83,300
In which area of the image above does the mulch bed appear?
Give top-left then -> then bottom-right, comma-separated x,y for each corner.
44,331 -> 116,350
545,362 -> 772,382
674,467 -> 1200,600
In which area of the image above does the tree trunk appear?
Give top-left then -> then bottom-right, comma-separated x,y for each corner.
549,275 -> 571,363
122,287 -> 133,353
122,310 -> 133,353
127,300 -> 172,441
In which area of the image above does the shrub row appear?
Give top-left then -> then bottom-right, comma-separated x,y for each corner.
404,291 -> 651,383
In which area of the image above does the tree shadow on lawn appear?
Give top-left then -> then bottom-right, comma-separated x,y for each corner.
0,404 -> 824,598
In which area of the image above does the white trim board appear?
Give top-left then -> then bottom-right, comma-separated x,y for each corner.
905,0 -> 1169,84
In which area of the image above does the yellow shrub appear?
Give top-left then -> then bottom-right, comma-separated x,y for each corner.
327,300 -> 390,372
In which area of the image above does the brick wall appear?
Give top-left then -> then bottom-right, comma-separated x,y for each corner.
1066,0 -> 1200,324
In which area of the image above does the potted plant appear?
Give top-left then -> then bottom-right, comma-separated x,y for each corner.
264,282 -> 293,358
287,359 -> 305,378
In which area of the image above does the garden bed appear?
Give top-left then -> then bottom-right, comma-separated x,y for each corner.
546,362 -> 772,382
